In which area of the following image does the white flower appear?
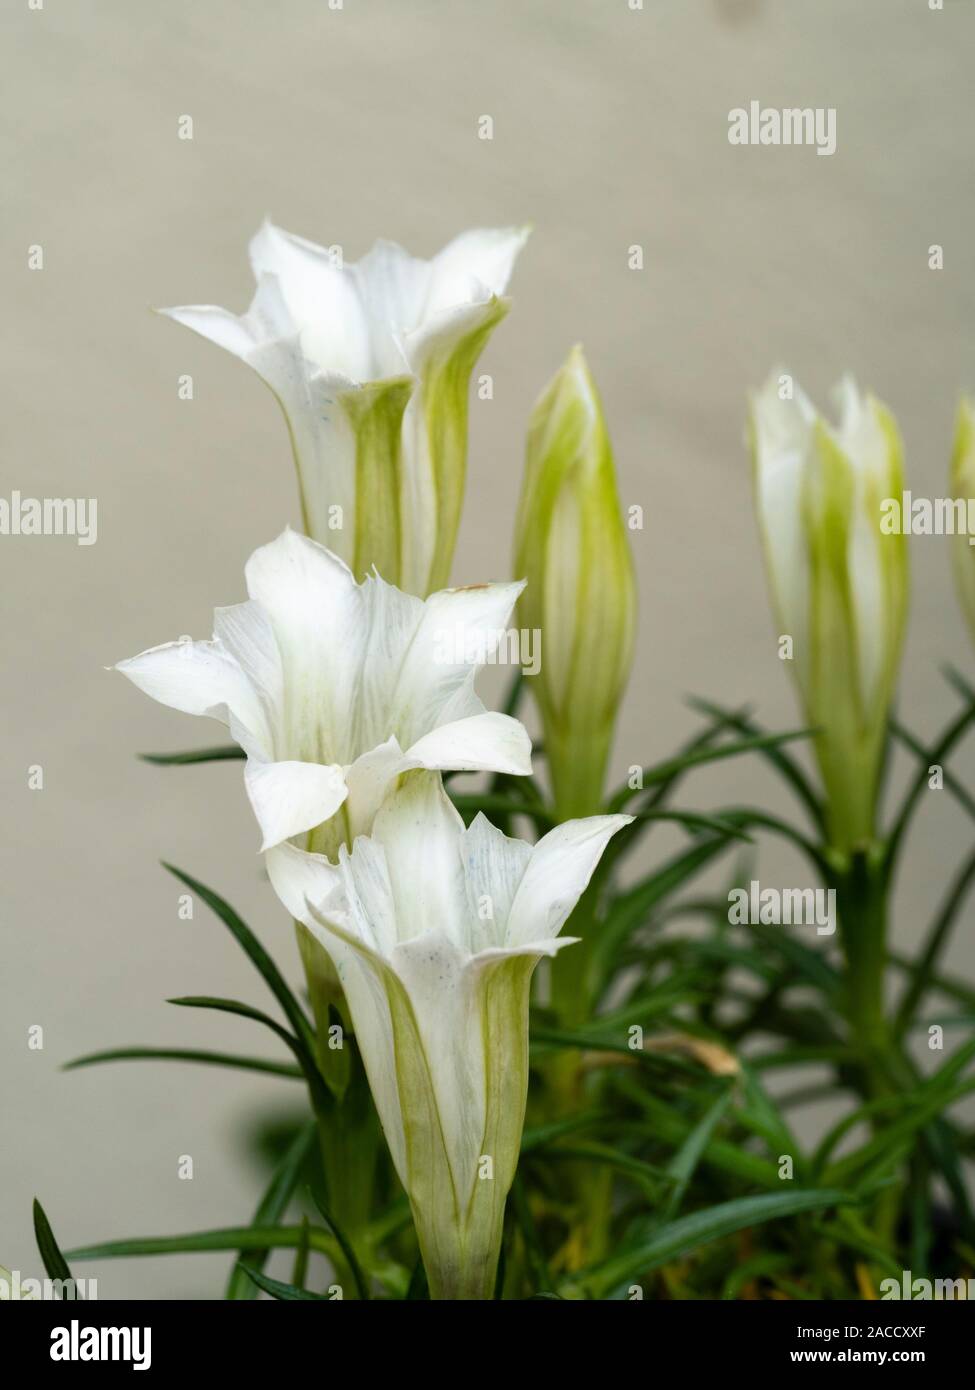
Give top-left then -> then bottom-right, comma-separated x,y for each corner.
116,528 -> 532,858
750,371 -> 908,852
162,222 -> 529,595
266,771 -> 631,1299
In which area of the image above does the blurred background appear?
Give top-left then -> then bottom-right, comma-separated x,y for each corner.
2,0 -> 974,1297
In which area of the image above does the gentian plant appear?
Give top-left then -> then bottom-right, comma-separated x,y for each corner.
27,228 -> 975,1303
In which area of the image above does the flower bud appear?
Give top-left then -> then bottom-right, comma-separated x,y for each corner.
514,347 -> 636,818
750,371 -> 909,854
950,397 -> 975,644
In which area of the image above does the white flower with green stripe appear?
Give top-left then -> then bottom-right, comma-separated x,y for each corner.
162,222 -> 528,595
267,771 -> 630,1299
115,528 -> 531,860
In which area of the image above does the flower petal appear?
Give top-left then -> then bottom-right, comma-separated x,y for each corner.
352,238 -> 433,378
115,638 -> 269,755
368,772 -> 467,948
157,305 -> 259,359
835,380 -> 906,713
342,737 -> 413,841
407,711 -> 532,777
402,295 -> 507,378
266,839 -> 340,919
161,272 -> 293,366
425,226 -> 530,315
459,812 -> 533,952
249,221 -> 373,380
212,601 -> 282,754
750,371 -> 817,679
388,580 -> 526,747
163,280 -> 362,565
243,530 -> 362,763
244,758 -> 348,850
506,813 -> 632,946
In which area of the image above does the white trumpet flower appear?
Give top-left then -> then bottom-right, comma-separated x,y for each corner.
162,222 -> 529,595
115,528 -> 532,860
266,772 -> 631,1299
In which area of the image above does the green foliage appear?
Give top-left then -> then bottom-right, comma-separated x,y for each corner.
41,681 -> 975,1300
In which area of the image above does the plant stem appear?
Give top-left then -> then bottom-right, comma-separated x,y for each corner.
834,850 -> 892,1102
314,1052 -> 382,1238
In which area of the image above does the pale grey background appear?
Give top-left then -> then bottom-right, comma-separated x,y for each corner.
2,0 -> 973,1297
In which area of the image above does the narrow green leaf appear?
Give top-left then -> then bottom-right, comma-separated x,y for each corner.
307,1188 -> 371,1301
908,1156 -> 932,1277
613,1076 -> 780,1186
162,864 -> 317,1060
66,1225 -> 340,1263
721,1252 -> 793,1300
532,1025 -> 700,1077
891,718 -> 975,822
33,1199 -> 74,1285
817,1211 -> 903,1280
509,1175 -> 553,1294
166,997 -> 330,1113
64,1047 -> 302,1080
578,1188 -> 854,1297
641,934 -> 779,986
686,696 -> 825,832
628,809 -> 753,841
140,745 -> 245,765
890,953 -> 975,1012
742,920 -> 841,997
944,663 -> 975,704
538,1142 -> 669,1195
894,842 -> 975,1034
590,837 -> 736,994
919,1117 -> 975,1245
664,1085 -> 735,1218
240,1264 -> 330,1300
885,695 -> 975,867
226,1122 -> 316,1300
559,976 -> 709,1039
607,728 -> 815,813
824,1078 -> 975,1188
521,1111 -> 607,1154
603,715 -> 733,822
814,1038 -> 975,1176
737,1064 -> 800,1168
709,806 -> 827,873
